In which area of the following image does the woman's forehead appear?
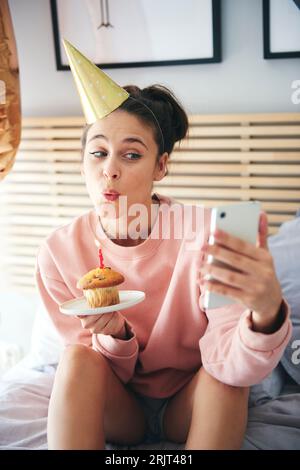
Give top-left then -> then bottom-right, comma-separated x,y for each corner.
86,110 -> 155,143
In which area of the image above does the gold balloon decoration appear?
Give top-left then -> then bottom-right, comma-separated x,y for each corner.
0,0 -> 21,181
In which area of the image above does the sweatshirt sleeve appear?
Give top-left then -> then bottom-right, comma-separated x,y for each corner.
36,243 -> 139,383
92,323 -> 139,383
36,247 -> 92,347
199,299 -> 292,386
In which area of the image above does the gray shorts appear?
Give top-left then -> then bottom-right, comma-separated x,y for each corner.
133,392 -> 169,444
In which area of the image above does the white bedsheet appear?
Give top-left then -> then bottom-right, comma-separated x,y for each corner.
0,358 -> 183,450
1,301 -> 300,450
1,357 -> 300,450
0,362 -> 53,450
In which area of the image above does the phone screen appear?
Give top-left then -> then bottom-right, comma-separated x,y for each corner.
203,201 -> 261,309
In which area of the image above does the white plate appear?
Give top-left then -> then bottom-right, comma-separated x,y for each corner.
59,290 -> 145,316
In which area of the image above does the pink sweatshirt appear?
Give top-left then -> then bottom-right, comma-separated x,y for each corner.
36,194 -> 291,398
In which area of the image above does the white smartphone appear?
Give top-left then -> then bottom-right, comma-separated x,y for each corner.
203,201 -> 261,310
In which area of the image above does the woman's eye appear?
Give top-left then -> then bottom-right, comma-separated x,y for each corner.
125,153 -> 141,160
89,151 -> 107,158
88,151 -> 141,160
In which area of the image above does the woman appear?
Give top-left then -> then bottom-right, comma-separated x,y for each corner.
36,43 -> 291,450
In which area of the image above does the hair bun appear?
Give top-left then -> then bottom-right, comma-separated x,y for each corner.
122,83 -> 189,155
143,85 -> 188,143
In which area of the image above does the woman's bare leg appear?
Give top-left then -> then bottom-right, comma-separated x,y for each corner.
163,367 -> 249,450
47,344 -> 146,449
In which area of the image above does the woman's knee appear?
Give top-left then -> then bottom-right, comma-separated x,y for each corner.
197,367 -> 249,398
57,344 -> 109,381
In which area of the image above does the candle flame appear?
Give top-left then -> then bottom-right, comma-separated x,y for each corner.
94,238 -> 100,248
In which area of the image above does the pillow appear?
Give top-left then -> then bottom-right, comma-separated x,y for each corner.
268,211 -> 300,385
249,362 -> 288,407
26,301 -> 64,370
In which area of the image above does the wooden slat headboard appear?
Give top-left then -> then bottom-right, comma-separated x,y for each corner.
1,113 -> 300,292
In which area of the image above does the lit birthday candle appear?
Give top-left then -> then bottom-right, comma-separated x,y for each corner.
95,239 -> 104,268
98,247 -> 104,268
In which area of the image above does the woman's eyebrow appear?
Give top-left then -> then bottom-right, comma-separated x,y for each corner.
87,134 -> 148,149
87,134 -> 107,144
123,137 -> 148,150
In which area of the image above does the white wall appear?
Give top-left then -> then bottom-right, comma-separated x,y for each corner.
9,0 -> 300,116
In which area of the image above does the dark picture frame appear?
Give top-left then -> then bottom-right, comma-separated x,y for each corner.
50,0 -> 221,70
263,0 -> 300,59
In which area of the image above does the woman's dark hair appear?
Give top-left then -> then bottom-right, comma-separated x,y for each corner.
81,84 -> 189,160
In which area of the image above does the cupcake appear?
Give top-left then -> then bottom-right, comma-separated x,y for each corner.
76,267 -> 125,308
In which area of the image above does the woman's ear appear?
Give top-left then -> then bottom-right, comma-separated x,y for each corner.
154,152 -> 168,181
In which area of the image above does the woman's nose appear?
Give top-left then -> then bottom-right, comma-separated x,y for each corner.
102,161 -> 120,180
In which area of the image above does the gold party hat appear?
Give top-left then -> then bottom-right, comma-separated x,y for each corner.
63,39 -> 129,124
